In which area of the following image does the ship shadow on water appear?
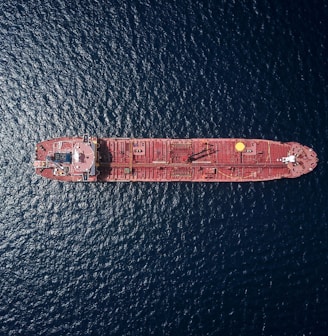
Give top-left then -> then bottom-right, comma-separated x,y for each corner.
98,139 -> 112,181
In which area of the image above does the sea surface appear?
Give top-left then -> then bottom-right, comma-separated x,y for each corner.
0,0 -> 327,335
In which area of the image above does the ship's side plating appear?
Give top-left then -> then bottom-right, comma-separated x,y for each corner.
34,136 -> 318,182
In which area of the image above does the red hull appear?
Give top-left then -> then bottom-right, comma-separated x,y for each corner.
34,136 -> 318,182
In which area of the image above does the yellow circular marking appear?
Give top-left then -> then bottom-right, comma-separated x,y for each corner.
235,142 -> 245,152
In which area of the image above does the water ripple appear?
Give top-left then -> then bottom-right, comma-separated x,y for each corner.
0,0 -> 327,335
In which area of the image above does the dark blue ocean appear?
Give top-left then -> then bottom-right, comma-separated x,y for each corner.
1,0 -> 327,335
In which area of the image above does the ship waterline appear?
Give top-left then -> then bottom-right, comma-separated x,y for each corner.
34,136 -> 318,182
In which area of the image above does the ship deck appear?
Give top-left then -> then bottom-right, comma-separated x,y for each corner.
97,138 -> 292,182
34,137 -> 317,182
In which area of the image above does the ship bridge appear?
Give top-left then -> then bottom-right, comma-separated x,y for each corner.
34,135 -> 98,181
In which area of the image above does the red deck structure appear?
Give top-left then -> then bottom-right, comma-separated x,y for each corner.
34,136 -> 318,182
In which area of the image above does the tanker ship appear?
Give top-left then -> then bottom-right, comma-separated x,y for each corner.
34,136 -> 318,182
